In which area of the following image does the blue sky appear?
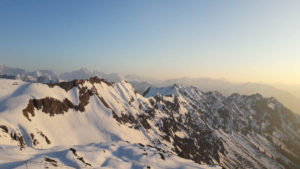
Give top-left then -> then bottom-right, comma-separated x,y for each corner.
0,0 -> 299,84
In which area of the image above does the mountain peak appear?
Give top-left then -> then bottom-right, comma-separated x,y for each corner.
143,84 -> 181,97
78,67 -> 91,73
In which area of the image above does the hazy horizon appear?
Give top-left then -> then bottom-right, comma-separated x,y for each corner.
2,63 -> 300,88
1,0 -> 299,85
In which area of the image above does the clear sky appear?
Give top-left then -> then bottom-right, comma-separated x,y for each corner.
0,0 -> 299,84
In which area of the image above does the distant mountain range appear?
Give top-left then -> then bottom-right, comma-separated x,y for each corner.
1,64 -> 299,114
0,65 -> 59,83
0,65 -> 155,83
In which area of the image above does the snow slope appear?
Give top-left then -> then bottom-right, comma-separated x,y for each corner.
0,78 -> 220,168
0,141 -> 220,169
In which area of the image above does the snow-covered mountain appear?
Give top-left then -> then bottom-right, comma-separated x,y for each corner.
133,77 -> 300,115
60,68 -> 158,83
1,65 -> 299,116
0,64 -> 26,76
59,68 -> 126,82
0,77 -> 299,168
0,65 -> 59,83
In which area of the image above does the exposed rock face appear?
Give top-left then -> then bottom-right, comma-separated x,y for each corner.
11,133 -> 25,150
44,157 -> 58,167
24,77 -> 110,120
69,148 -> 91,167
0,125 -> 8,133
30,133 -> 39,146
0,126 -> 25,150
143,94 -> 225,165
112,110 -> 138,128
38,131 -> 51,144
141,86 -> 300,169
23,97 -> 77,120
47,76 -> 113,91
2,77 -> 299,168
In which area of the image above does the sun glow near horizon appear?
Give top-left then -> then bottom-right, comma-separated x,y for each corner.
0,0 -> 299,85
